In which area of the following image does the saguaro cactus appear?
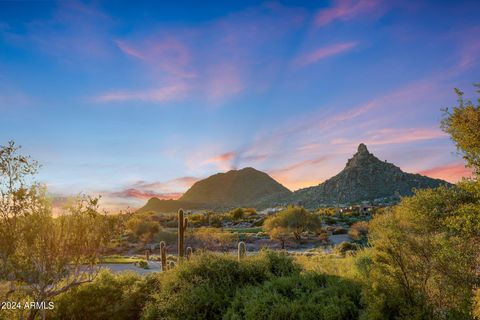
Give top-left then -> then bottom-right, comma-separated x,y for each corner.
145,249 -> 150,261
160,241 -> 167,271
178,209 -> 188,259
186,246 -> 193,260
238,241 -> 246,261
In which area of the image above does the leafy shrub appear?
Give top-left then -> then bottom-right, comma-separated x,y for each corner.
135,260 -> 149,269
190,227 -> 239,251
229,208 -> 245,220
348,221 -> 369,240
324,217 -> 336,225
332,226 -> 347,235
141,250 -> 300,320
335,242 -> 360,256
473,289 -> 480,319
188,213 -> 209,227
52,270 -> 157,320
225,273 -> 363,320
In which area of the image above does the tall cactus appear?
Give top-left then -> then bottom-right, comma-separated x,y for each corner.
145,249 -> 150,261
178,209 -> 188,259
160,241 -> 167,271
238,241 -> 246,261
186,246 -> 193,260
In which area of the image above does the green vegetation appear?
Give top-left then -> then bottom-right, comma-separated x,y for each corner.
177,209 -> 188,259
441,84 -> 480,174
237,241 -> 246,260
142,250 -> 300,320
51,270 -> 157,320
264,206 -> 322,248
225,273 -> 362,320
0,141 -> 118,320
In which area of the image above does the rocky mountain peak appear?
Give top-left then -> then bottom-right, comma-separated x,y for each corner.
357,143 -> 369,154
346,143 -> 377,168
291,144 -> 450,207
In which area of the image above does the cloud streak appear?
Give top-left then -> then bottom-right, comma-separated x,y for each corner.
315,0 -> 384,26
94,84 -> 187,103
419,163 -> 473,183
295,42 -> 358,67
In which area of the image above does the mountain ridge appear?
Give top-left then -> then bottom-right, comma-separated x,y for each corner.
288,143 -> 450,207
137,144 -> 451,213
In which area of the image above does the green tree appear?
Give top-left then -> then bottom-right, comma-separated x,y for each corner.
360,85 -> 480,319
264,207 -> 322,248
441,84 -> 480,175
0,141 -> 117,320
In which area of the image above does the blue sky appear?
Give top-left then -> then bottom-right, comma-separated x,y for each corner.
1,0 -> 479,210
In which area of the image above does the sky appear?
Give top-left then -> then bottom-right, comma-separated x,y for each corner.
0,0 -> 479,210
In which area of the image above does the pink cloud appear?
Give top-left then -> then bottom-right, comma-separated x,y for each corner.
111,188 -> 183,201
100,2 -> 306,105
295,42 -> 358,67
361,127 -> 447,146
116,38 -> 192,77
94,84 -> 187,103
269,155 -> 331,175
315,0 -> 383,26
206,151 -> 237,164
419,163 -> 473,183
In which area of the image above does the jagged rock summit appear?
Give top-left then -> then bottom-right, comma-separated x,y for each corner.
290,143 -> 450,207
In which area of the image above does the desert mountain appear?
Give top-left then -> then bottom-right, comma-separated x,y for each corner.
137,167 -> 292,213
290,143 -> 450,207
179,167 -> 292,206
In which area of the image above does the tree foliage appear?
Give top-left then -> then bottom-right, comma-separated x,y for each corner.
363,184 -> 479,319
264,207 -> 322,248
225,273 -> 363,320
0,141 -> 117,320
441,84 -> 480,175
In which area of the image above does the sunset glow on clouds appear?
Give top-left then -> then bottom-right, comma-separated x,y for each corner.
1,0 -> 479,210
419,164 -> 473,183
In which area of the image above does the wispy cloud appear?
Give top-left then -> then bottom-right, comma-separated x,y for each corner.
110,189 -> 183,201
419,163 -> 473,183
315,0 -> 384,26
95,2 -> 306,105
94,84 -> 187,103
294,42 -> 358,67
102,176 -> 199,207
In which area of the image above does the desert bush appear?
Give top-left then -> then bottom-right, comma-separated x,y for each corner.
135,260 -> 149,269
362,184 -> 480,319
188,213 -> 209,227
225,273 -> 363,320
324,216 -> 336,225
335,242 -> 360,256
141,250 -> 300,320
190,227 -> 238,251
229,208 -> 245,220
473,289 -> 480,319
155,229 -> 177,244
332,226 -> 347,234
125,214 -> 160,243
348,221 -> 369,240
51,270 -> 157,320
